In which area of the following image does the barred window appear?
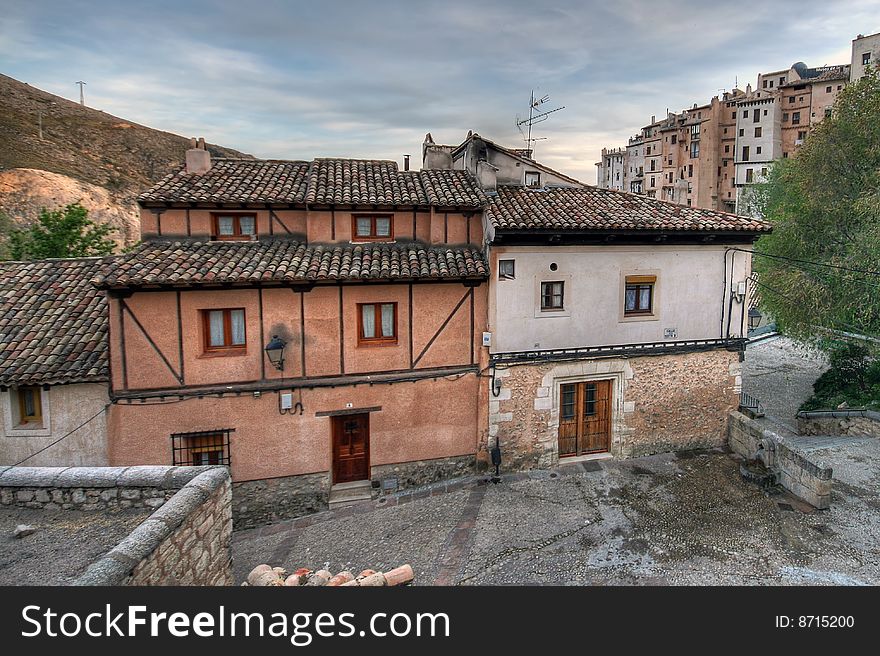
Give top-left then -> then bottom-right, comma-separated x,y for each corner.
171,429 -> 232,466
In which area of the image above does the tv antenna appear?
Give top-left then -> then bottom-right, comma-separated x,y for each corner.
515,90 -> 564,158
75,80 -> 86,106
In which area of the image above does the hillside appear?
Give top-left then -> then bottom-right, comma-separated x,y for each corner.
0,73 -> 250,245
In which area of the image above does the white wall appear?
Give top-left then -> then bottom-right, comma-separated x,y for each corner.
489,244 -> 752,353
851,33 -> 880,81
0,383 -> 109,466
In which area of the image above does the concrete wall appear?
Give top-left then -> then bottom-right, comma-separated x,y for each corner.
0,383 -> 108,467
727,411 -> 833,509
0,465 -> 233,585
453,137 -> 579,187
488,348 -> 741,469
488,244 -> 751,354
796,410 -> 880,437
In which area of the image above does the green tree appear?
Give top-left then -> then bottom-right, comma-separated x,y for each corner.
0,210 -> 14,260
753,67 -> 880,345
7,202 -> 116,260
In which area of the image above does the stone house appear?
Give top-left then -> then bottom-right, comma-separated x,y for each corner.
93,142 -> 490,526
0,258 -> 110,466
477,184 -> 771,468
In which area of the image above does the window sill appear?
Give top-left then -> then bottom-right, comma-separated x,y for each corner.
357,340 -> 399,348
619,313 -> 659,323
199,348 -> 248,359
8,423 -> 50,437
350,239 -> 396,244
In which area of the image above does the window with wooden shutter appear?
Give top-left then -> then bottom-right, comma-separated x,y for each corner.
624,275 -> 656,315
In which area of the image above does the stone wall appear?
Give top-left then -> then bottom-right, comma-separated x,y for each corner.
231,455 -> 476,529
0,465 -> 232,585
232,472 -> 330,530
796,410 -> 880,438
371,454 -> 475,493
728,410 -> 833,509
487,347 -> 741,469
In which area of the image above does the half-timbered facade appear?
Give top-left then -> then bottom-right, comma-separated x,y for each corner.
95,143 -> 490,527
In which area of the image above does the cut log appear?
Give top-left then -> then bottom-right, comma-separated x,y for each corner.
305,570 -> 332,586
357,572 -> 387,587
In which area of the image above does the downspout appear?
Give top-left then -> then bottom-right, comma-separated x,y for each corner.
725,249 -> 737,339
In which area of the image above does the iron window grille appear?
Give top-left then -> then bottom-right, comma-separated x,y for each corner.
171,429 -> 233,467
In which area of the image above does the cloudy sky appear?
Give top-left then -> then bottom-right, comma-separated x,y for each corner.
3,0 -> 877,183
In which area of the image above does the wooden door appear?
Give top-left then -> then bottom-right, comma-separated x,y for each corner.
557,380 -> 612,457
332,414 -> 370,484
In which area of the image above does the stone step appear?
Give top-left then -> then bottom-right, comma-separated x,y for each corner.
328,481 -> 373,509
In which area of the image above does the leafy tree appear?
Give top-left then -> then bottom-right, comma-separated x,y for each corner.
7,202 -> 116,260
752,67 -> 880,346
0,210 -> 14,260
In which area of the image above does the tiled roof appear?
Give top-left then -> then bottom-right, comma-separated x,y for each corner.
93,240 -> 489,289
139,159 -> 311,204
140,158 -> 486,208
486,185 -> 772,233
0,258 -> 109,386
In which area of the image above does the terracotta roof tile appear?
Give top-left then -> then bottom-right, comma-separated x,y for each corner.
140,158 -> 486,208
93,240 -> 489,289
0,258 -> 109,386
139,159 -> 311,204
486,185 -> 772,233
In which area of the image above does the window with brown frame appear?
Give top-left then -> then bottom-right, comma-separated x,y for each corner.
212,214 -> 256,241
624,275 -> 656,315
202,308 -> 246,352
17,386 -> 42,424
352,215 -> 393,241
540,281 -> 564,311
357,303 -> 397,345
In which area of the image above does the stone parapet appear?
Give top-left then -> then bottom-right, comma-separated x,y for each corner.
796,410 -> 880,437
0,465 -> 232,586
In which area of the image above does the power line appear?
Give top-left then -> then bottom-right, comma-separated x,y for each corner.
731,247 -> 880,277
12,404 -> 107,466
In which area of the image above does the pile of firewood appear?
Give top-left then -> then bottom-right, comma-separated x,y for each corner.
244,564 -> 414,587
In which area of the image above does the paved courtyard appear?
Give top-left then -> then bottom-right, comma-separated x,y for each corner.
232,336 -> 878,586
233,448 -> 879,586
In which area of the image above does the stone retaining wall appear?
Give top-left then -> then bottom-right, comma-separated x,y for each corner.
231,454 -> 476,529
488,348 -> 741,469
0,465 -> 232,585
796,410 -> 880,438
232,472 -> 330,530
728,410 -> 833,509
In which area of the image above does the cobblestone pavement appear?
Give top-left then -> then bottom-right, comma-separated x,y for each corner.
232,336 -> 875,586
232,449 -> 879,586
742,335 -> 828,428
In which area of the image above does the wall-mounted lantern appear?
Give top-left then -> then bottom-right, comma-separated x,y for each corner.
264,335 -> 286,371
748,308 -> 762,331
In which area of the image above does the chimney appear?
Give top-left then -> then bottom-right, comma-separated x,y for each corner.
185,136 -> 212,174
403,154 -> 410,171
422,133 -> 453,170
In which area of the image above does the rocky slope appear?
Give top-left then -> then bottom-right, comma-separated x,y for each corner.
0,73 -> 250,247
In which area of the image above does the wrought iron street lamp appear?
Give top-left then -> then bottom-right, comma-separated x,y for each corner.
264,335 -> 286,371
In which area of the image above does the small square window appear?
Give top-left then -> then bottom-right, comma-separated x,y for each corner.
213,214 -> 256,241
826,86 -> 832,93
498,259 -> 515,280
754,127 -> 762,138
171,430 -> 232,467
352,215 -> 394,241
540,281 -> 564,311
792,112 -> 801,125
358,302 -> 397,345
203,308 -> 246,352
863,53 -> 871,66
16,386 -> 43,426
624,275 -> 655,315
525,171 -> 541,187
